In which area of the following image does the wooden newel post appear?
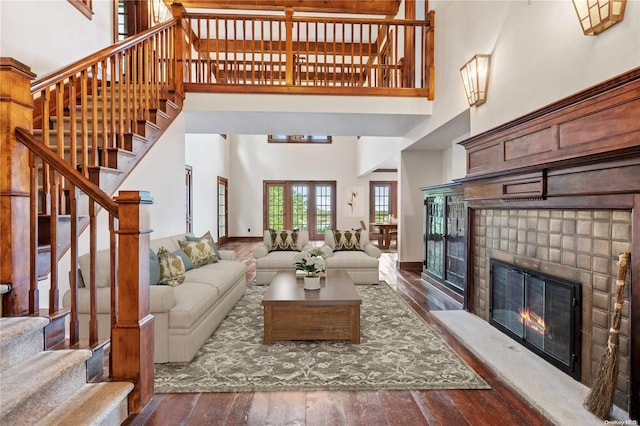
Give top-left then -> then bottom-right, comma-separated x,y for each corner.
0,58 -> 37,316
111,190 -> 154,413
171,3 -> 186,98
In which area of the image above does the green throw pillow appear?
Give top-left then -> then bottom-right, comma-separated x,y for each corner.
149,249 -> 161,285
186,231 -> 221,260
157,247 -> 186,286
173,249 -> 194,271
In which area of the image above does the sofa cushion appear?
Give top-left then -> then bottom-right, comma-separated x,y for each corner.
150,236 -> 181,254
157,247 -> 186,286
169,282 -> 222,329
183,260 -> 246,297
78,251 -> 111,288
179,237 -> 218,268
332,229 -> 363,251
325,251 -> 379,269
255,250 -> 301,270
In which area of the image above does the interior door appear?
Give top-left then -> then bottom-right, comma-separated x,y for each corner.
217,176 -> 228,244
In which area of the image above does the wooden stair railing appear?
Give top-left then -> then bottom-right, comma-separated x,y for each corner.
16,128 -> 154,413
1,18 -> 183,413
24,19 -> 182,356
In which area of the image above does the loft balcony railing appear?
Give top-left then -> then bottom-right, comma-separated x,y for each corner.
178,8 -> 435,97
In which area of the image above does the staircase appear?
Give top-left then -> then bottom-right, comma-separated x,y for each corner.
0,317 -> 133,424
0,21 -> 182,417
32,84 -> 182,291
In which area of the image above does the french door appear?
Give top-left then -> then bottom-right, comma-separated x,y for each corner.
217,176 -> 229,244
369,181 -> 397,223
264,181 -> 336,240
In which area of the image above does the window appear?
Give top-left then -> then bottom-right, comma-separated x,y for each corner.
264,181 -> 336,240
217,177 -> 229,244
369,181 -> 397,224
115,0 -> 128,41
268,135 -> 332,144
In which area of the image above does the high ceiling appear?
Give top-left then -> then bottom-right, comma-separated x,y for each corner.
172,0 -> 402,15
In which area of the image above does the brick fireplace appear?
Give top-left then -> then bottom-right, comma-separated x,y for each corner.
471,208 -> 632,406
458,68 -> 640,418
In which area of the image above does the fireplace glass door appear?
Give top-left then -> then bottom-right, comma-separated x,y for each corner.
490,259 -> 581,379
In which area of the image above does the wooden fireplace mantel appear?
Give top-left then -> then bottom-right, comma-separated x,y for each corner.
460,67 -> 640,183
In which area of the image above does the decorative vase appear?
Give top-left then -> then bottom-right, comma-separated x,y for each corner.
303,275 -> 321,290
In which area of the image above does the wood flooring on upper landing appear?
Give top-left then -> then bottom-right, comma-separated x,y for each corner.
124,240 -> 553,426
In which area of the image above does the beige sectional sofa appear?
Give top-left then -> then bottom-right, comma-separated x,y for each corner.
253,228 -> 380,285
62,233 -> 247,363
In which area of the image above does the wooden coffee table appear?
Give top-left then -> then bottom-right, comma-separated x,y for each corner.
262,269 -> 362,344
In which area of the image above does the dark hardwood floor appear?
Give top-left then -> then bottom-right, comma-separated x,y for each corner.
124,240 -> 553,426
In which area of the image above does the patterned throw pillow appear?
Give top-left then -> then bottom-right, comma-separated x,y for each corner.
180,237 -> 218,268
157,247 -> 185,286
269,229 -> 300,251
185,231 -> 220,260
333,229 -> 362,251
173,249 -> 194,271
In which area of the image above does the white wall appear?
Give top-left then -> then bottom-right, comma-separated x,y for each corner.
185,134 -> 230,238
356,136 -> 404,176
442,135 -> 468,183
0,0 -> 113,77
229,135 -> 398,237
399,150 -> 442,263
430,0 -> 640,137
45,116 -> 187,309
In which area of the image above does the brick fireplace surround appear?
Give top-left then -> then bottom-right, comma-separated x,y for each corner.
458,68 -> 640,419
471,208 -> 632,407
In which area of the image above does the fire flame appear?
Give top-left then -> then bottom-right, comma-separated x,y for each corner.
519,308 -> 548,336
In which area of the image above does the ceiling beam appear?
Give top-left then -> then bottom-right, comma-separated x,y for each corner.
176,0 -> 402,15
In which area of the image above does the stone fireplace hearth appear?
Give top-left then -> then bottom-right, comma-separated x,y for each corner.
471,208 -> 632,408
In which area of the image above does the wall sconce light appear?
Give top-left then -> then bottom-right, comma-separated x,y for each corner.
571,0 -> 626,35
460,54 -> 491,107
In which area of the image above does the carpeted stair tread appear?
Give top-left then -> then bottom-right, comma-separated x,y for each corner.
0,349 -> 92,420
37,381 -> 134,426
0,317 -> 49,373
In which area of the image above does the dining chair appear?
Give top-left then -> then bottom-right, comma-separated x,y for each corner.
360,220 -> 382,246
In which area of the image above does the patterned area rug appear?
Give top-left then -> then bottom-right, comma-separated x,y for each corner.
154,282 -> 489,393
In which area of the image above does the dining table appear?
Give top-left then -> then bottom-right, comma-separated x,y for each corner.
370,222 -> 397,249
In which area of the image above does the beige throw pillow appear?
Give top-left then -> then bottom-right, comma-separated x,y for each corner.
157,247 -> 186,286
180,237 -> 218,268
